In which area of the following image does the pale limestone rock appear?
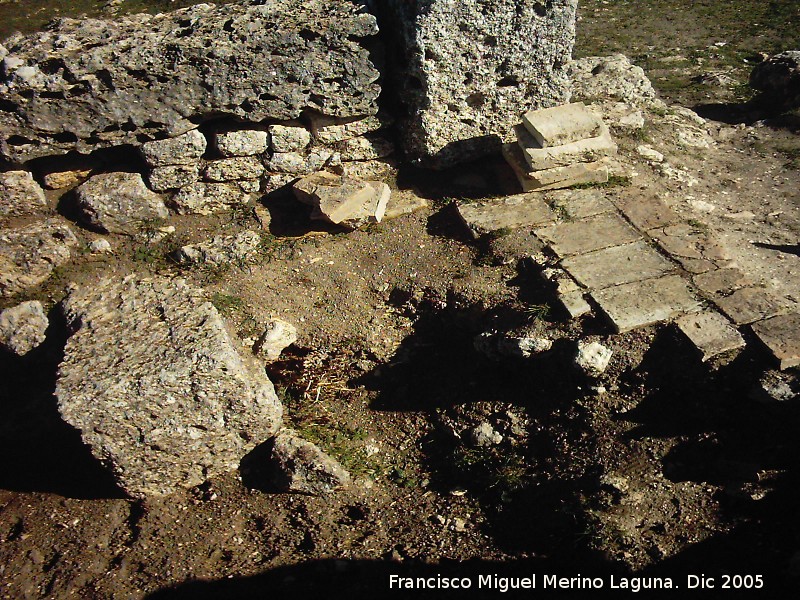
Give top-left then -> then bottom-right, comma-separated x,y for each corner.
0,300 -> 48,356
215,129 -> 269,157
271,428 -> 350,495
75,172 -> 168,234
140,130 -> 207,168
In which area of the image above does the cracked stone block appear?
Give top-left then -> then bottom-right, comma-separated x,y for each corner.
676,311 -> 745,362
751,313 -> 800,370
456,194 -> 555,239
215,129 -> 269,157
591,275 -> 700,333
516,123 -> 617,171
522,102 -> 604,148
535,212 -> 641,257
383,0 -> 578,167
713,287 -> 791,325
649,224 -> 731,274
614,196 -> 681,231
503,143 -> 609,192
546,188 -> 615,220
293,172 -> 389,229
692,268 -> 751,296
561,240 -> 674,290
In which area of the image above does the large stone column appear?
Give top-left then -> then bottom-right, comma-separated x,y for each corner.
382,0 -> 578,168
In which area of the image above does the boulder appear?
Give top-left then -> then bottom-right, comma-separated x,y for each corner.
0,1 -> 381,162
750,51 -> 800,112
466,423 -> 503,447
0,220 -> 77,297
75,172 -> 169,234
55,275 -> 283,498
0,170 -> 47,219
381,0 -> 578,168
271,428 -> 351,495
0,300 -> 49,356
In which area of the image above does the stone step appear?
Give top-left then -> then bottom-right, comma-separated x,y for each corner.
502,143 -> 609,192
515,123 -> 617,171
522,102 -> 604,148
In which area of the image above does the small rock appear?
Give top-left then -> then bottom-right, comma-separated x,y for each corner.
254,319 -> 298,360
751,370 -> 798,403
293,172 -> 389,229
43,168 -> 93,190
269,125 -> 311,153
89,239 -> 113,254
636,144 -> 664,163
0,170 -> 47,218
574,340 -> 612,376
467,422 -> 503,447
0,301 -> 48,356
140,130 -> 207,168
176,230 -> 262,267
474,330 -> 552,360
75,172 -> 169,234
451,517 -> 467,533
215,129 -> 269,157
271,428 -> 351,495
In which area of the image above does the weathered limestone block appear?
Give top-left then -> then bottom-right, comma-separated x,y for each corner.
176,230 -> 263,267
0,300 -> 49,356
0,1 -> 381,162
0,170 -> 47,218
147,164 -> 200,192
215,129 -> 270,158
271,428 -> 351,495
0,220 -> 77,297
293,172 -> 389,228
203,157 -> 266,182
308,113 -> 384,144
75,172 -> 169,234
382,0 -> 578,167
338,134 -> 394,161
269,125 -> 311,153
140,130 -> 207,168
569,55 -> 665,109
170,182 -> 249,215
56,275 -> 283,498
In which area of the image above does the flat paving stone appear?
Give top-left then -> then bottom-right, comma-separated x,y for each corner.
615,195 -> 682,230
546,188 -> 615,220
713,287 -> 791,325
693,267 -> 751,296
456,194 -> 555,239
561,240 -> 674,290
559,291 -> 592,318
591,274 -> 700,333
676,311 -> 745,362
751,312 -> 800,370
535,212 -> 641,257
650,224 -> 731,274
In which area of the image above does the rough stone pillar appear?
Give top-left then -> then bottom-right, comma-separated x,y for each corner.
382,0 -> 579,168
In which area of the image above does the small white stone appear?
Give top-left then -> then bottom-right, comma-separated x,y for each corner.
0,300 -> 48,356
574,340 -> 612,376
467,422 -> 503,447
636,144 -> 664,163
254,319 -> 298,360
89,239 -> 112,253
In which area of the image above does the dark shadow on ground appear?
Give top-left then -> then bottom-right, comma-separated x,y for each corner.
752,242 -> 800,257
0,305 -> 124,499
693,101 -> 800,131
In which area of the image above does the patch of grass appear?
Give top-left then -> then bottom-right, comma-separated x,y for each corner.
572,175 -> 632,191
523,303 -> 550,323
294,419 -> 385,479
452,445 -> 529,495
210,292 -> 244,314
686,218 -> 710,232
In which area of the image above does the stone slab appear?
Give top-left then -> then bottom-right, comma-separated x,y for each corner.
561,240 -> 674,290
650,224 -> 730,274
676,311 -> 745,362
592,275 -> 700,333
516,124 -> 617,171
560,291 -> 592,318
692,267 -> 751,296
714,287 -> 791,325
534,212 -> 641,257
751,312 -> 800,370
384,193 -> 428,220
615,195 -> 682,230
522,102 -> 603,148
456,194 -> 556,239
545,188 -> 615,220
529,160 -> 611,187
502,143 -> 609,192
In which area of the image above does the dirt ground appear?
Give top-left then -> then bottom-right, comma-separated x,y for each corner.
1,1 -> 800,598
